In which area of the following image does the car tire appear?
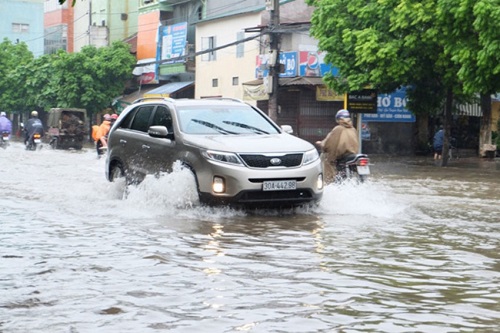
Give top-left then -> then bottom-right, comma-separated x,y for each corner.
110,162 -> 126,183
181,163 -> 203,205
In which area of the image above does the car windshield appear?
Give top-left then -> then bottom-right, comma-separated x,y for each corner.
177,105 -> 280,135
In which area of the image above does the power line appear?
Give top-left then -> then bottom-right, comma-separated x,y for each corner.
134,31 -> 265,68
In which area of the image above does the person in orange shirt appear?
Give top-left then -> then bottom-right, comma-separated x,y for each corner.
94,114 -> 112,157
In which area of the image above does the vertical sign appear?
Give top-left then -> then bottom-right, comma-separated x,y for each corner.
157,22 -> 188,65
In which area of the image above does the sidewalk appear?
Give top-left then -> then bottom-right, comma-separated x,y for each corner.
369,154 -> 500,172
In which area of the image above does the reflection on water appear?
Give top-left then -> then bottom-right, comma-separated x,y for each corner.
0,142 -> 499,332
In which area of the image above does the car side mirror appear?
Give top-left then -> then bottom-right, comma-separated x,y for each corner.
148,125 -> 173,139
281,125 -> 293,134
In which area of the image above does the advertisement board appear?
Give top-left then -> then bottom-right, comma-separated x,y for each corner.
157,22 -> 188,65
256,51 -> 297,78
298,51 -> 339,77
362,87 -> 415,122
347,89 -> 378,114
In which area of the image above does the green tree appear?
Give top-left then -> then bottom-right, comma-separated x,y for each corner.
436,0 -> 500,154
0,38 -> 34,111
47,41 -> 136,115
306,0 -> 500,162
2,41 -> 136,119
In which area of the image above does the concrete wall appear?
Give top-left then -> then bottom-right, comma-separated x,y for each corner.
91,0 -> 138,44
0,0 -> 44,57
73,0 -> 91,52
195,12 -> 262,103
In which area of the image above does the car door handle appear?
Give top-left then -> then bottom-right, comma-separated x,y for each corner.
119,139 -> 127,144
142,144 -> 150,150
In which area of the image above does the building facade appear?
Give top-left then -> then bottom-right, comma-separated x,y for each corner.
132,0 -> 200,85
195,11 -> 262,102
0,0 -> 44,57
45,0 -> 138,53
195,0 -> 345,145
44,0 -> 75,54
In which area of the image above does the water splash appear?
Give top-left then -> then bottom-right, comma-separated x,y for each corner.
318,179 -> 410,218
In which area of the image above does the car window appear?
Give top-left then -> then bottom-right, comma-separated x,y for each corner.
130,105 -> 155,132
118,108 -> 136,129
177,105 -> 279,135
152,106 -> 173,133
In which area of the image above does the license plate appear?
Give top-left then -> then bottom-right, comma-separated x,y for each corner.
263,180 -> 296,191
357,165 -> 370,175
34,139 -> 41,143
2,136 -> 9,141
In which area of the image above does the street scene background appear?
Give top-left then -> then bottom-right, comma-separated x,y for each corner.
1,142 -> 499,333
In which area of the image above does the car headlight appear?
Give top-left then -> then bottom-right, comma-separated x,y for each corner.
202,149 -> 243,165
302,148 -> 319,165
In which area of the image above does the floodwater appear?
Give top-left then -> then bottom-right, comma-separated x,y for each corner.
1,141 -> 499,333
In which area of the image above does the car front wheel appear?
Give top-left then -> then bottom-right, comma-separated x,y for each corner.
109,162 -> 125,183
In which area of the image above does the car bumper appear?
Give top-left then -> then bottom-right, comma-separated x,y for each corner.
195,159 -> 323,207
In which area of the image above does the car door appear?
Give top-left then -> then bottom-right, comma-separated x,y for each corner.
118,105 -> 155,178
144,105 -> 177,174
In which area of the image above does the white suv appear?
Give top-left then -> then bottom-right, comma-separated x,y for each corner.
105,98 -> 323,208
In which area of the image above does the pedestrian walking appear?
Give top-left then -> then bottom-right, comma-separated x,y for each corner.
433,125 -> 444,160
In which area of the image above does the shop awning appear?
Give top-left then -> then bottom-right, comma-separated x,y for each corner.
114,85 -> 160,105
143,81 -> 194,98
279,77 -> 325,86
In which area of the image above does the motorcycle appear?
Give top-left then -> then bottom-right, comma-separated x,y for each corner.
21,122 -> 44,151
0,131 -> 10,149
26,132 -> 43,151
335,153 -> 371,183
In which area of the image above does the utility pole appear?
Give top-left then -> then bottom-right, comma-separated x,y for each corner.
267,0 -> 280,121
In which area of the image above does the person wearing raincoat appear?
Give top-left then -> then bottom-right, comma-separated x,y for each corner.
94,114 -> 112,157
316,109 -> 359,184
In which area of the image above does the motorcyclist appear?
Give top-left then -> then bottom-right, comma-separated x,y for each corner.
316,109 -> 359,184
0,111 -> 13,139
25,110 -> 44,145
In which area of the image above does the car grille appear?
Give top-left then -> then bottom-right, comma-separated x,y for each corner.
238,189 -> 314,203
239,153 -> 303,168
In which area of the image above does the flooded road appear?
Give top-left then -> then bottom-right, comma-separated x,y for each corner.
1,141 -> 499,333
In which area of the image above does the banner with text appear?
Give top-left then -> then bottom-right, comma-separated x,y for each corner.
362,87 -> 415,122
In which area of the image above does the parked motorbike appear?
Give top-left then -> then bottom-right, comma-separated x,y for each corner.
335,153 -> 370,183
0,131 -> 10,149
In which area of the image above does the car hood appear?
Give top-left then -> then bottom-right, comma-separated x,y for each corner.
183,133 -> 314,153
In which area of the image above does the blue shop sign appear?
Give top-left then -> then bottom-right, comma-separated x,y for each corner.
362,87 -> 415,123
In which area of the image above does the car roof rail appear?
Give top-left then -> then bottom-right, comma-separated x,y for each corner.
202,97 -> 245,103
132,97 -> 176,104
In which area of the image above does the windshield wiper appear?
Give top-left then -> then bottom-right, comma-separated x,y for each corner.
191,119 -> 236,134
222,121 -> 269,134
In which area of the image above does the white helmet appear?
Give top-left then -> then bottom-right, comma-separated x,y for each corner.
31,110 -> 38,117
